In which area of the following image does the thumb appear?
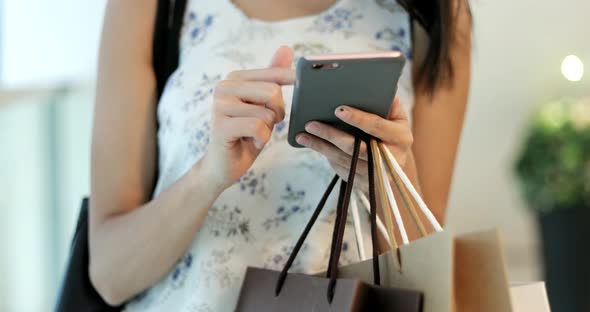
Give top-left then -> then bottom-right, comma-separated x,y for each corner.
269,45 -> 294,68
388,96 -> 409,121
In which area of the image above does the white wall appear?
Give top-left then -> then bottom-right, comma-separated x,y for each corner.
446,0 -> 590,280
0,0 -> 105,86
0,1 -> 104,310
0,88 -> 94,312
0,100 -> 52,311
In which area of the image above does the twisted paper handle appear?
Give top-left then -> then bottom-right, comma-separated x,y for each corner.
352,139 -> 443,260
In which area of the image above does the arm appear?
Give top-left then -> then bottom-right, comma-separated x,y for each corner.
409,1 -> 472,225
89,0 -> 224,305
90,3 -> 294,303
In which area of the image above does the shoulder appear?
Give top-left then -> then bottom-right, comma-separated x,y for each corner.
100,0 -> 158,65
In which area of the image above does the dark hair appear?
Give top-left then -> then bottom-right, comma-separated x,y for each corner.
397,0 -> 471,93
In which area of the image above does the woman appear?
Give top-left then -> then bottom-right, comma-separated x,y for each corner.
89,0 -> 471,310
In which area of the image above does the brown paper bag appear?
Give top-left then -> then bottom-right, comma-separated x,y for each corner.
335,228 -> 513,312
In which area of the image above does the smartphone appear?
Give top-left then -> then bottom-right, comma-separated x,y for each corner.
287,51 -> 406,148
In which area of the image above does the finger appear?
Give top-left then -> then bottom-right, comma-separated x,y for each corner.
330,161 -> 369,187
388,96 -> 408,121
215,96 -> 276,128
304,121 -> 368,160
215,80 -> 286,122
226,68 -> 295,85
269,45 -> 294,68
334,105 -> 410,144
330,162 -> 354,183
296,133 -> 368,173
221,117 -> 272,149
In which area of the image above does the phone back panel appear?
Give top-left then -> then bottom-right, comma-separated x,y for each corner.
288,54 -> 406,147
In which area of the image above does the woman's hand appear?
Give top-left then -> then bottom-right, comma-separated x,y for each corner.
202,46 -> 295,190
295,97 -> 413,192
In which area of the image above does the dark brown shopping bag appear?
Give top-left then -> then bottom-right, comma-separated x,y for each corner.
235,137 -> 423,311
237,267 -> 424,311
333,140 -> 514,312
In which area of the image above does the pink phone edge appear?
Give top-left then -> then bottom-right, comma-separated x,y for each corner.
304,51 -> 402,61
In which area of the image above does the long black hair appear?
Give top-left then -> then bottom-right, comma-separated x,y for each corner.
397,0 -> 471,93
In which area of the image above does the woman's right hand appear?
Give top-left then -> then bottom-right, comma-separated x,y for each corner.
202,46 -> 295,190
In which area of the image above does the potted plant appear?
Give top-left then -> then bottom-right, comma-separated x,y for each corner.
514,97 -> 590,312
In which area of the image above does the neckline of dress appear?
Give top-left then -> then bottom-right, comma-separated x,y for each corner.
222,0 -> 349,27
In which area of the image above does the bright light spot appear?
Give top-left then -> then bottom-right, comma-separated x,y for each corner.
561,55 -> 584,82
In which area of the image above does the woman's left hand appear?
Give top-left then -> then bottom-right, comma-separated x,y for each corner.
295,97 -> 413,193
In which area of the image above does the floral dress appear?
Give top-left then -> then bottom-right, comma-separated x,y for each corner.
124,0 -> 414,310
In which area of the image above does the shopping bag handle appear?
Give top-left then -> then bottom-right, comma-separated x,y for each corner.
274,174 -> 339,297
275,135 -> 382,303
325,136 -> 379,301
378,142 -> 443,232
371,139 -> 401,250
353,141 -> 443,258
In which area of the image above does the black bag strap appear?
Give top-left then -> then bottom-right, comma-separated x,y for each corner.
366,137 -> 381,285
325,180 -> 349,278
153,0 -> 188,99
325,136 -> 371,302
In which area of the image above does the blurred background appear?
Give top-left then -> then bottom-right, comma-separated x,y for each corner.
0,0 -> 588,311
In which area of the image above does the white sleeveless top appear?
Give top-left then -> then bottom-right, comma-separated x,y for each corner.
124,0 -> 413,310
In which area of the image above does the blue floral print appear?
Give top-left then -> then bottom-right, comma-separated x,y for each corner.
270,119 -> 289,143
308,8 -> 363,38
207,205 -> 253,242
186,120 -> 210,158
182,73 -> 221,112
263,243 -> 309,271
262,184 -> 311,230
186,11 -> 215,45
193,73 -> 221,102
170,252 -> 194,289
200,247 -> 241,289
238,170 -> 269,198
170,70 -> 184,88
375,27 -> 412,59
274,120 -> 287,133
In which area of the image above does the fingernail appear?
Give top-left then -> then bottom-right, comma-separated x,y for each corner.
335,106 -> 350,119
296,134 -> 309,146
305,122 -> 319,133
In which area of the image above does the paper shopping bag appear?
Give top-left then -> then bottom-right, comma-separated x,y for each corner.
336,228 -> 513,312
510,282 -> 551,312
236,267 -> 423,311
334,140 -> 514,312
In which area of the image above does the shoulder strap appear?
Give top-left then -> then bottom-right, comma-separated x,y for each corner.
153,0 -> 188,99
150,0 -> 187,194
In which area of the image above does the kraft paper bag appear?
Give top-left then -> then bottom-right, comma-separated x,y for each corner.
335,228 -> 513,312
510,282 -> 551,312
